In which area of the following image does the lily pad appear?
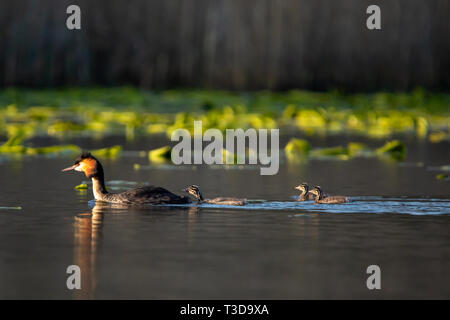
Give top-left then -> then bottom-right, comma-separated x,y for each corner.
27,144 -> 81,156
376,140 -> 407,161
312,146 -> 349,157
92,145 -> 123,158
149,146 -> 172,163
285,138 -> 311,160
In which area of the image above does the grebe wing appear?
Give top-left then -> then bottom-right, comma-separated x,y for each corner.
320,196 -> 349,204
116,185 -> 191,204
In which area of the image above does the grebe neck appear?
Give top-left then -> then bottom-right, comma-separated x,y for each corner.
92,176 -> 108,200
315,190 -> 324,202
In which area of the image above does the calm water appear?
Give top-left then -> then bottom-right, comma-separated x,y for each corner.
0,135 -> 449,299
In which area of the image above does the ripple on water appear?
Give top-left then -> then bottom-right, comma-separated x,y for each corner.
88,197 -> 450,216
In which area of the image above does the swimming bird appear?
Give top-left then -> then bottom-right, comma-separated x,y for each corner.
62,152 -> 191,205
295,183 -> 315,201
308,186 -> 349,204
183,185 -> 247,206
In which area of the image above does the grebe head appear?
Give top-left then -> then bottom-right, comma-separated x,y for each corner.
183,185 -> 204,201
295,183 -> 309,195
309,186 -> 323,199
62,152 -> 104,179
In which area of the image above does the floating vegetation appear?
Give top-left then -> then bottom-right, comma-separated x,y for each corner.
285,139 -> 407,162
3,124 -> 36,146
308,143 -> 370,160
376,140 -> 407,161
429,131 -> 449,143
74,183 -> 88,190
133,163 -> 194,170
295,110 -> 327,131
285,138 -> 311,160
0,88 -> 448,161
310,146 -> 350,160
431,165 -> 450,183
27,144 -> 81,156
0,88 -> 447,141
147,123 -> 168,134
438,165 -> 450,172
347,142 -> 369,157
92,145 -> 123,158
436,173 -> 449,181
0,206 -> 22,210
148,146 -> 172,163
0,145 -> 27,154
0,143 -> 80,156
47,121 -> 85,136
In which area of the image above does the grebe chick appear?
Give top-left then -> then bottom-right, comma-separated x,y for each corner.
295,183 -> 315,201
309,186 -> 349,204
62,152 -> 190,205
183,185 -> 247,206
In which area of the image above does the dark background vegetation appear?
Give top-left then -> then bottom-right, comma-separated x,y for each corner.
0,0 -> 448,91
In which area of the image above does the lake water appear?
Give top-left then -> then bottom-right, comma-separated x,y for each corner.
0,135 -> 449,299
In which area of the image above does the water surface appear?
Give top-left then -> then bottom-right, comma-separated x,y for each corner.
0,136 -> 449,299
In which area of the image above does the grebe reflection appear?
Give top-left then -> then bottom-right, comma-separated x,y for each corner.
73,204 -> 104,299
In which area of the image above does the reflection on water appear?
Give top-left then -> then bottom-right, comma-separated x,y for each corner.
156,198 -> 450,215
73,205 -> 104,299
72,203 -> 200,299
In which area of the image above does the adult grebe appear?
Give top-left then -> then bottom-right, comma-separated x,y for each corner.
309,186 -> 349,204
62,152 -> 191,205
183,185 -> 247,206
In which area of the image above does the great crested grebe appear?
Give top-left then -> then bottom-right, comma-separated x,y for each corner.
309,186 -> 349,204
295,183 -> 315,201
62,152 -> 191,205
183,185 -> 247,206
